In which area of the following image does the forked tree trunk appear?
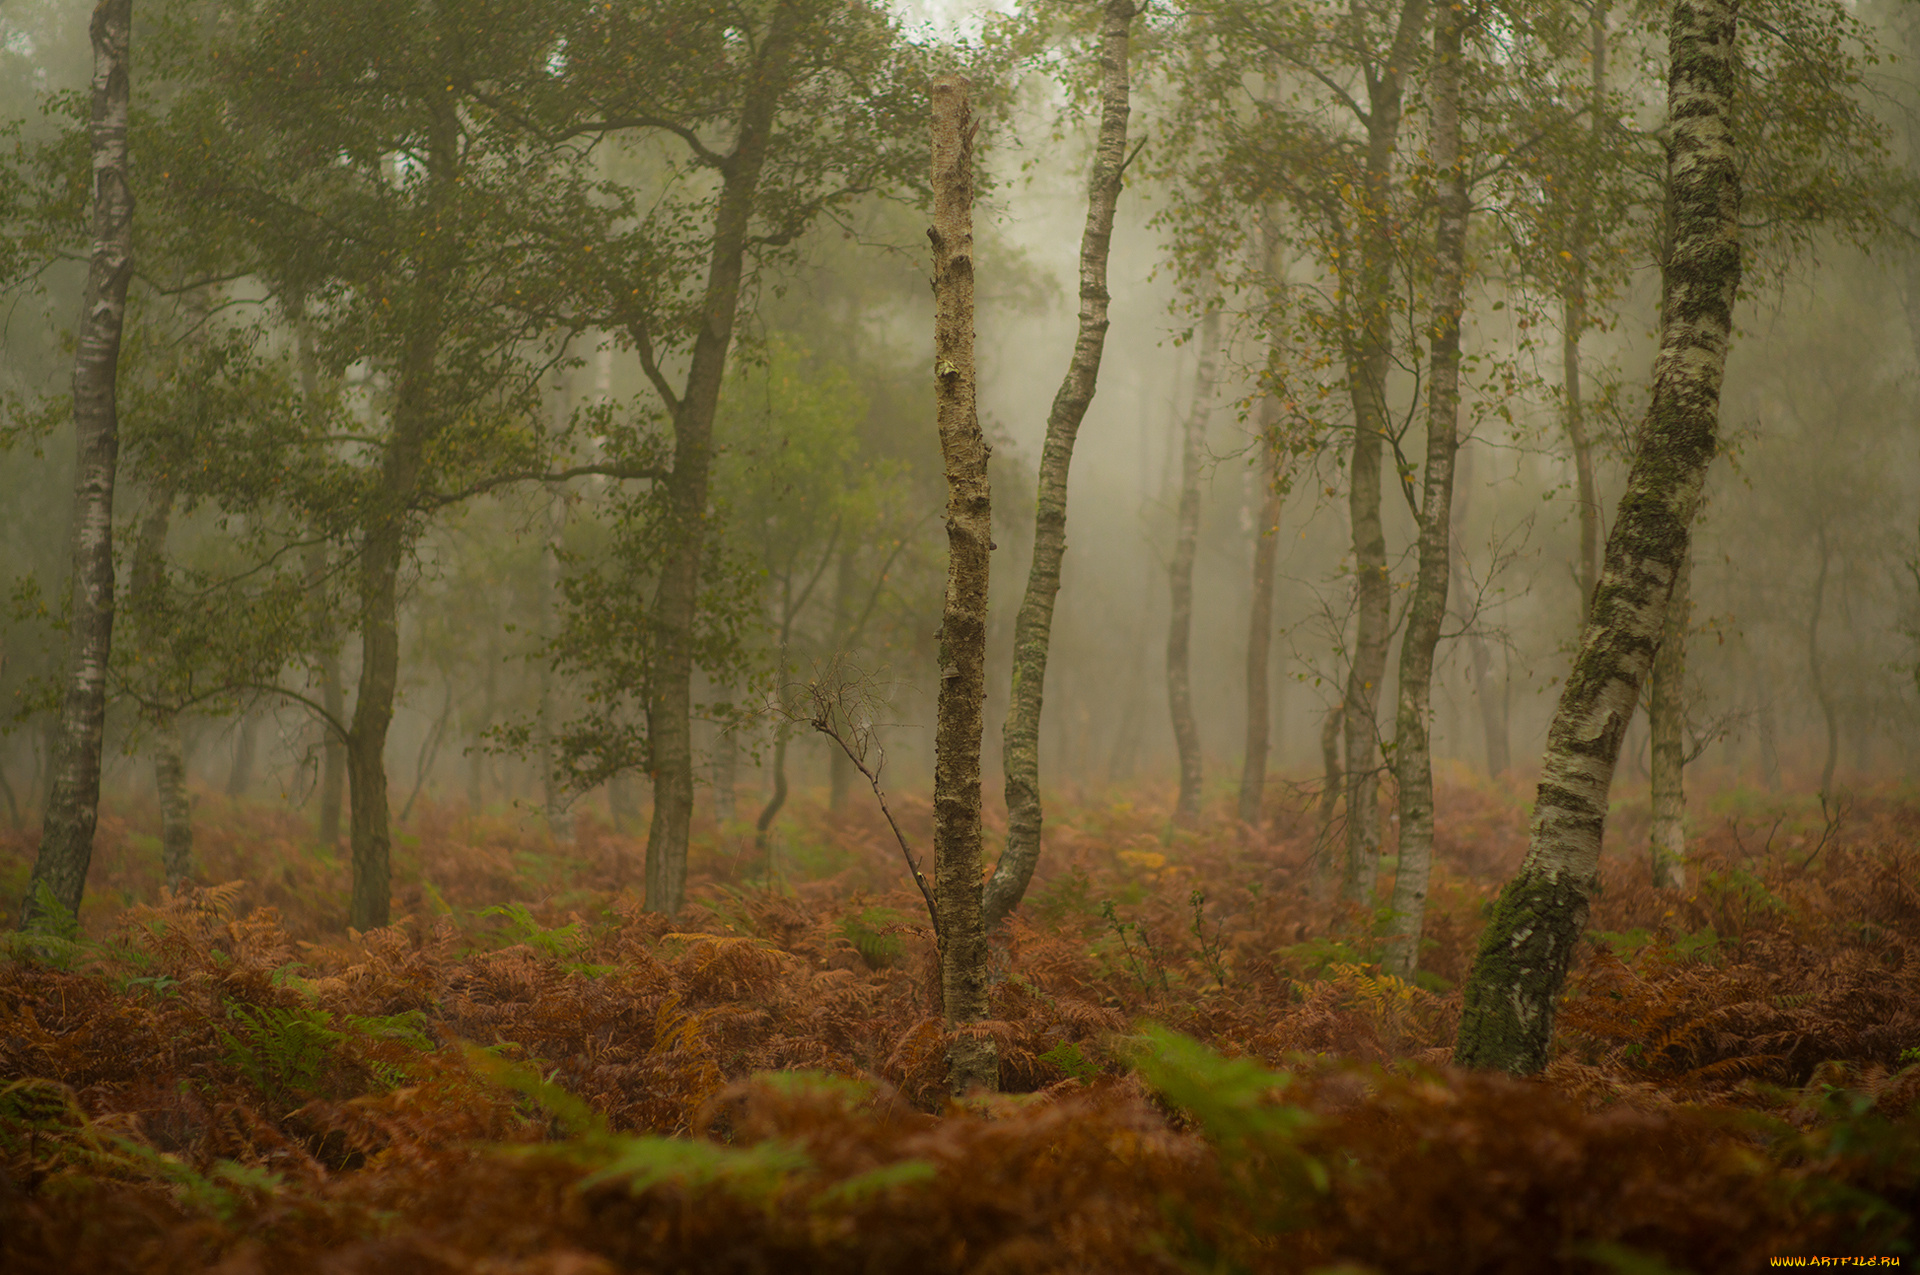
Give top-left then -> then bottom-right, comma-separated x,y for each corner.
1341,0 -> 1429,907
22,0 -> 134,930
1649,542 -> 1693,887
1456,0 -> 1741,1074
986,0 -> 1136,929
640,12 -> 797,917
929,74 -> 996,1096
1385,0 -> 1469,979
1167,311 -> 1219,828
1237,388 -> 1286,827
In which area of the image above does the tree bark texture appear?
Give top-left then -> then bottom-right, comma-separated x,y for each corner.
1341,0 -> 1429,906
929,74 -> 996,1096
23,0 -> 134,930
985,0 -> 1136,930
1649,541 -> 1692,888
1455,0 -> 1741,1074
1237,389 -> 1286,827
1385,0 -> 1468,979
642,11 -> 797,916
1168,311 -> 1219,828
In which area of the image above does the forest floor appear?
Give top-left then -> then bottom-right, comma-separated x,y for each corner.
1,769 -> 1916,1273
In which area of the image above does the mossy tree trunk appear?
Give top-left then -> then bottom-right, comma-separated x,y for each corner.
987,0 -> 1137,929
929,74 -> 996,1095
1456,0 -> 1741,1074
22,0 -> 134,930
1385,0 -> 1469,978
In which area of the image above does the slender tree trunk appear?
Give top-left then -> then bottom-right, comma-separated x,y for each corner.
1456,0 -> 1741,1074
539,481 -> 572,842
1450,447 -> 1510,776
929,74 -> 996,1096
1562,3 -> 1610,621
132,485 -> 194,891
986,0 -> 1136,928
292,309 -> 346,846
639,14 -> 796,917
1808,525 -> 1839,797
829,549 -> 857,814
1649,543 -> 1692,887
1342,0 -> 1429,907
1315,703 -> 1344,883
1386,0 -> 1469,979
754,727 -> 789,860
1238,390 -> 1285,827
1168,311 -> 1219,828
226,714 -> 258,799
22,0 -> 134,930
712,730 -> 737,824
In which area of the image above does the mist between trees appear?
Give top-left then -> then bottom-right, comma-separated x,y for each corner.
1,0 -> 1917,1044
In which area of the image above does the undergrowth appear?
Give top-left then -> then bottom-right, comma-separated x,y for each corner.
0,776 -> 1915,1271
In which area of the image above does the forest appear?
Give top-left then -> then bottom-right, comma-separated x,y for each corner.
1,0 -> 1918,1269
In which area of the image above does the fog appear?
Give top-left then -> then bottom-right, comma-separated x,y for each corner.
1,0 -> 1916,865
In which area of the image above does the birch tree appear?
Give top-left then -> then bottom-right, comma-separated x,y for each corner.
986,0 -> 1139,930
1454,0 -> 1743,1073
19,0 -> 133,929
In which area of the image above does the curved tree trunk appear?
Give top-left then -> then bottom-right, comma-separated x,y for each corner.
1649,543 -> 1693,887
22,0 -> 134,930
985,0 -> 1136,929
1168,311 -> 1220,828
641,13 -> 797,917
1385,0 -> 1469,979
929,74 -> 996,1096
1455,0 -> 1741,1074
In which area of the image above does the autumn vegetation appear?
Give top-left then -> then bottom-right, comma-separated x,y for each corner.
3,773 -> 1916,1271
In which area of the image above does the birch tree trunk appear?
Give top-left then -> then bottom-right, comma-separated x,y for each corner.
1561,2 -> 1610,620
1649,542 -> 1692,887
985,0 -> 1136,929
1385,0 -> 1469,979
1342,0 -> 1430,906
929,74 -> 996,1095
1237,388 -> 1285,827
641,11 -> 797,916
22,0 -> 134,930
1168,311 -> 1219,828
1455,0 -> 1741,1073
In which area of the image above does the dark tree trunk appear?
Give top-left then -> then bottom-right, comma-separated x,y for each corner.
986,0 -> 1137,928
929,74 -> 996,1096
133,485 -> 194,890
1456,0 -> 1741,1074
639,11 -> 797,916
23,0 -> 134,930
